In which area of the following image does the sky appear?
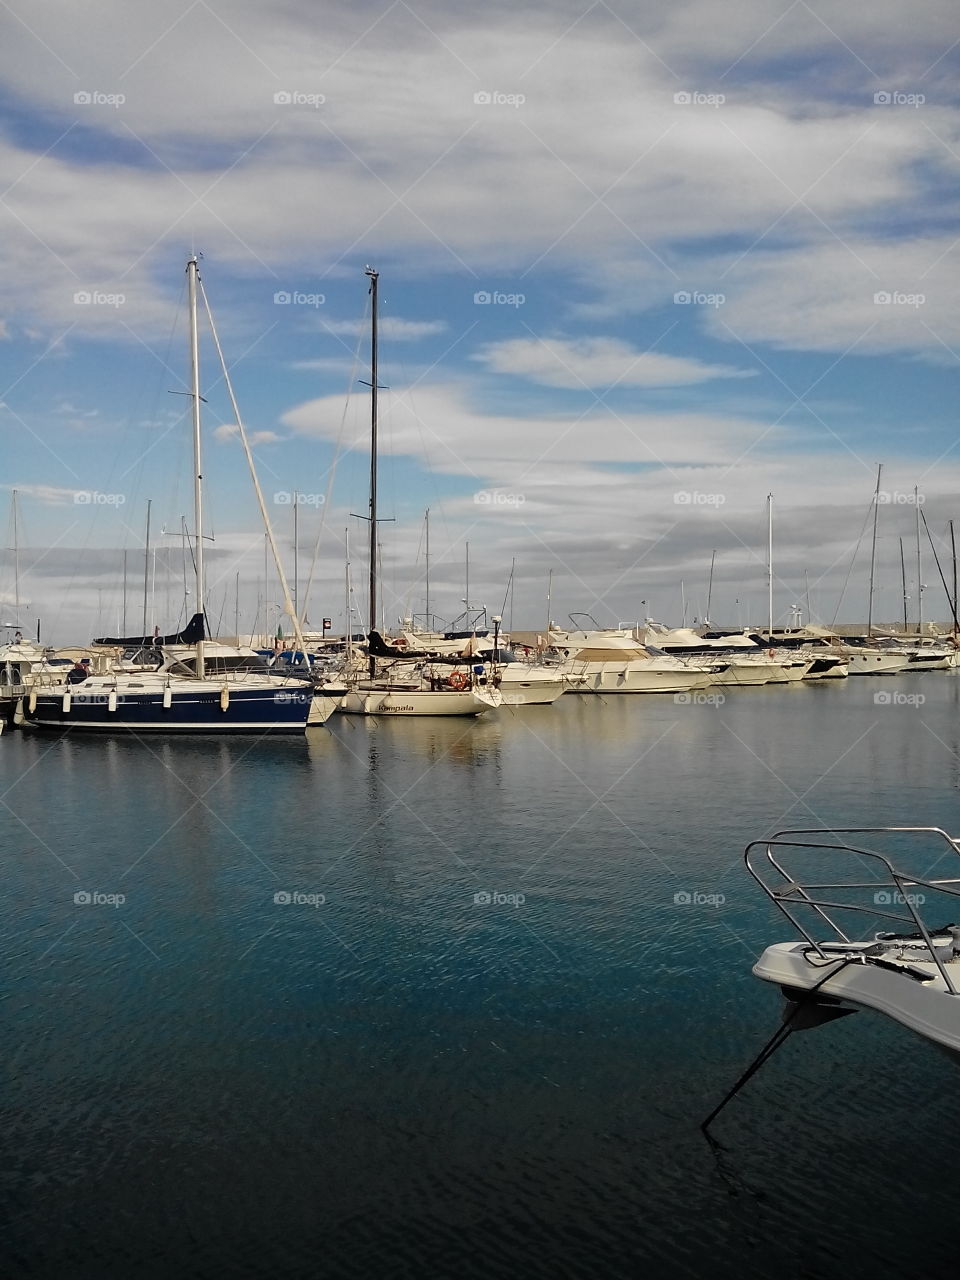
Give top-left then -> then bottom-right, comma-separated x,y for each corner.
2,0 -> 960,643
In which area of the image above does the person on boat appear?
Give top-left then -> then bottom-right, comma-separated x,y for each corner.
14,630 -> 22,644
67,658 -> 91,683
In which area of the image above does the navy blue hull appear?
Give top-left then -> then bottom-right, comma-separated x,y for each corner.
21,686 -> 311,734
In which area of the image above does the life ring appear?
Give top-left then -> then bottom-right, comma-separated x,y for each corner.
447,671 -> 469,690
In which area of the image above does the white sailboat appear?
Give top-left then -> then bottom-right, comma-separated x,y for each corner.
21,258 -> 322,734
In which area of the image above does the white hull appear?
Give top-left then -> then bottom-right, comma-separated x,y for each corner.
715,661 -> 779,687
566,664 -> 715,694
754,940 -> 960,1059
339,685 -> 500,716
844,650 -> 912,675
498,665 -> 567,705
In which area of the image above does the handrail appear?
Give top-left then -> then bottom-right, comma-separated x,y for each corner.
745,827 -> 960,996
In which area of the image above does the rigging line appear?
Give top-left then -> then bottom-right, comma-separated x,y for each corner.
198,279 -> 307,657
831,494 -> 876,626
920,508 -> 960,631
299,298 -> 370,624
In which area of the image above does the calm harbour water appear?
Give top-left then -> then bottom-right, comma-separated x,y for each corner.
4,674 -> 960,1278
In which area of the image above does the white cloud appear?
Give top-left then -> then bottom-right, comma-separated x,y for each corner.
473,336 -> 755,388
319,317 -> 447,341
214,424 -> 281,445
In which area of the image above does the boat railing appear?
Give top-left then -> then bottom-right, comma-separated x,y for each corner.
745,826 -> 960,996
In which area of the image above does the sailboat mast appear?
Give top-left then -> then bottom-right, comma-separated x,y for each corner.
951,520 -> 958,636
545,568 -> 552,638
424,507 -> 430,627
293,491 -> 299,624
465,541 -> 470,627
915,485 -> 923,635
142,499 -> 152,636
900,537 -> 908,631
366,267 -> 379,678
773,494 -> 778,645
706,548 -> 716,624
12,489 -> 19,619
186,256 -> 205,677
344,527 -> 353,664
867,464 -> 882,638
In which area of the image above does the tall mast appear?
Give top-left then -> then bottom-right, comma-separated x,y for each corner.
345,527 -> 353,663
12,489 -> 19,619
867,464 -> 882,638
293,491 -> 299,623
951,520 -> 958,636
706,548 -> 716,624
900,537 -> 908,631
773,494 -> 778,645
915,485 -> 923,634
545,568 -> 553,638
142,499 -> 152,636
186,256 -> 205,677
465,540 -> 470,627
424,507 -> 430,628
366,266 -> 379,678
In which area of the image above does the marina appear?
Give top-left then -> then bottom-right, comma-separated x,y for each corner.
4,674 -> 960,1277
